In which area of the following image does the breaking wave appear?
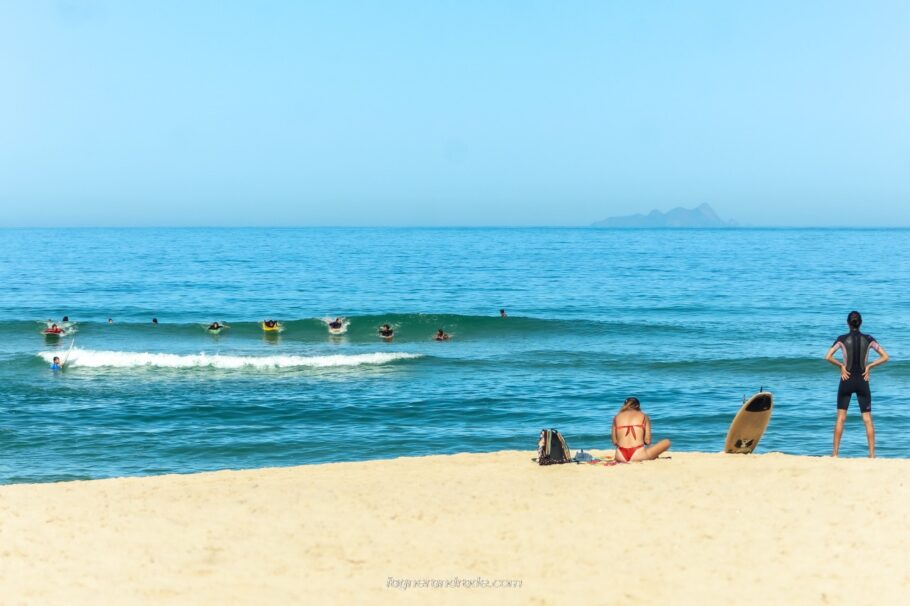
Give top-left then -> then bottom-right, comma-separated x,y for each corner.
37,349 -> 422,369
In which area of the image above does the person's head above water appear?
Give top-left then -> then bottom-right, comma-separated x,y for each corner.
619,396 -> 641,412
62,316 -> 69,322
499,309 -> 506,317
53,356 -> 60,363
152,318 -> 158,324
847,311 -> 862,331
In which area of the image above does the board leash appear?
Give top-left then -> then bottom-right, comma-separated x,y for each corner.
62,337 -> 76,368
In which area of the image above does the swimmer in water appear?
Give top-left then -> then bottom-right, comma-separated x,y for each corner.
328,317 -> 344,330
50,356 -> 63,371
108,318 -> 113,324
152,318 -> 158,325
500,309 -> 507,318
825,311 -> 890,458
263,319 -> 278,328
379,324 -> 394,339
208,322 -> 223,331
435,328 -> 450,341
45,323 -> 63,334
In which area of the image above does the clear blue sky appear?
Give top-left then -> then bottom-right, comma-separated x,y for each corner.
1,1 -> 908,227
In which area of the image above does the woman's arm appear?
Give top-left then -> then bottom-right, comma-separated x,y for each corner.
611,418 -> 618,446
825,345 -> 850,381
644,414 -> 652,445
864,345 -> 890,381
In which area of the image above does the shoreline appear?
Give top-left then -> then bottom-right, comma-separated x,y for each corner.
2,451 -> 909,604
6,444 -> 902,487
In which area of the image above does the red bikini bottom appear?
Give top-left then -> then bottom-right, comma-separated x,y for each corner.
616,444 -> 643,462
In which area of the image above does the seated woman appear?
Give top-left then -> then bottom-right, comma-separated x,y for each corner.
611,397 -> 671,462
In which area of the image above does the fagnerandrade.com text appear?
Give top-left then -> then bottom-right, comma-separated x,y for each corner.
386,576 -> 523,591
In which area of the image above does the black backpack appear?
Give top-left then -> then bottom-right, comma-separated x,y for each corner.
535,428 -> 572,465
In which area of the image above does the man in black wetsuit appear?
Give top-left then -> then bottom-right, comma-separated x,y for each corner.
825,311 -> 890,458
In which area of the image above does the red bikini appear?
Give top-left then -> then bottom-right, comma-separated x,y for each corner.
614,415 -> 647,462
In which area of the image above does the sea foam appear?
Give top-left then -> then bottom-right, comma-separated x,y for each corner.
38,349 -> 422,369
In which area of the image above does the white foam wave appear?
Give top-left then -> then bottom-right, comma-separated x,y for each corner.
38,349 -> 422,369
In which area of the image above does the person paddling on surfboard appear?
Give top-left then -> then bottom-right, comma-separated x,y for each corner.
434,328 -> 450,341
825,311 -> 889,458
329,318 -> 344,330
611,397 -> 671,462
378,324 -> 394,340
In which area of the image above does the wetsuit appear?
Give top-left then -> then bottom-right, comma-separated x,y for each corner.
50,363 -> 61,371
831,331 -> 881,413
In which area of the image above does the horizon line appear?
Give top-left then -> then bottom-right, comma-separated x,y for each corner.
2,225 -> 910,230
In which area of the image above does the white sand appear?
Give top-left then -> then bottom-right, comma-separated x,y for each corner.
1,451 -> 909,605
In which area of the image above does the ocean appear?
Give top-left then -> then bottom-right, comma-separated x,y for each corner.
1,227 -> 907,484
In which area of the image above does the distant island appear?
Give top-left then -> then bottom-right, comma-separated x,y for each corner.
592,203 -> 737,228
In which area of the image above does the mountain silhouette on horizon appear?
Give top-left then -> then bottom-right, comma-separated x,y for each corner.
592,203 -> 736,228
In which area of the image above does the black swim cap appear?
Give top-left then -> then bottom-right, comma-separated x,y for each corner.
847,311 -> 862,329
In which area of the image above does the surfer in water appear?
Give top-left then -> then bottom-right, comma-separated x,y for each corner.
208,322 -> 225,332
611,397 -> 671,462
328,318 -> 344,330
50,356 -> 63,371
379,324 -> 394,340
825,311 -> 889,458
435,328 -> 450,341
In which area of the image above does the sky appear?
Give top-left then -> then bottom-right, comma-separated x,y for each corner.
1,0 -> 908,227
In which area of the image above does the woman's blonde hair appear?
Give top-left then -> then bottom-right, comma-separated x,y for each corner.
619,397 -> 641,412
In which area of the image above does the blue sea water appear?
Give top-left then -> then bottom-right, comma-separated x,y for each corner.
1,228 -> 908,484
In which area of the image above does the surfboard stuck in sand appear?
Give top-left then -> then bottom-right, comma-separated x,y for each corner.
724,391 -> 773,454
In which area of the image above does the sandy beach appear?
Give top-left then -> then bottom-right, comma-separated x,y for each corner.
1,451 -> 908,605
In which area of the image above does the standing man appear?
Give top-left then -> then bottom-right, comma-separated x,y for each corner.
825,311 -> 889,458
